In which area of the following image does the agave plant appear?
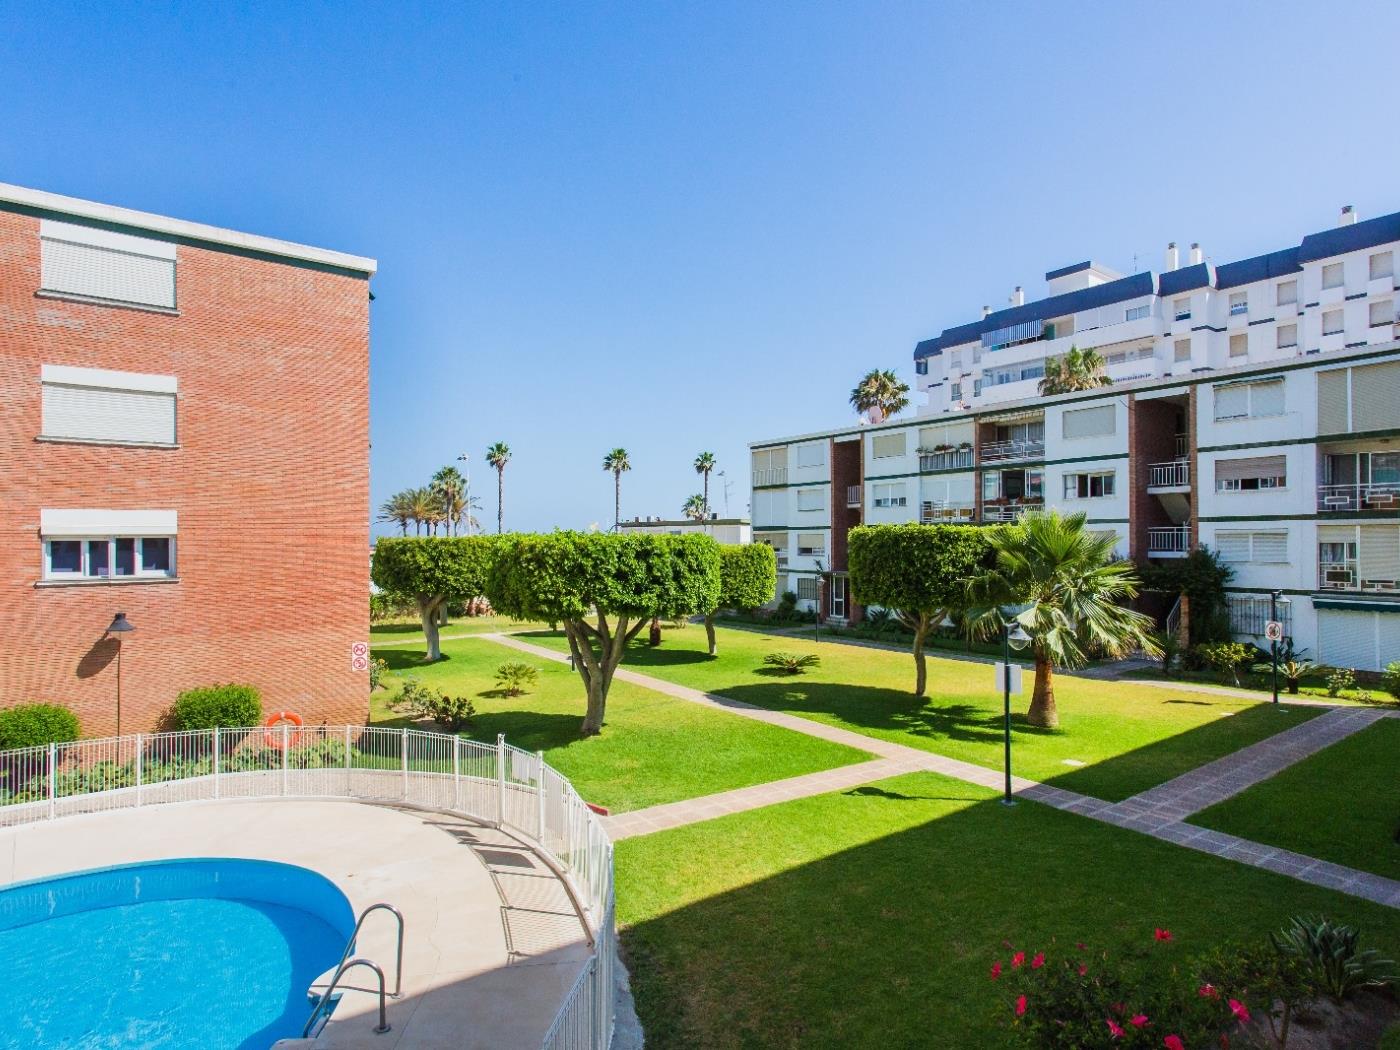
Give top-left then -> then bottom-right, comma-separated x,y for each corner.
1272,915 -> 1397,1002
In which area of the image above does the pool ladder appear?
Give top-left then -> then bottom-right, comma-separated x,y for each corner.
302,902 -> 405,1038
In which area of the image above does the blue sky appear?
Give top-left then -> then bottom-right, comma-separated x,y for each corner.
4,2 -> 1399,534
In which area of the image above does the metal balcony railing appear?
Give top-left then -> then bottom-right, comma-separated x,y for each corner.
1174,433 -> 1188,458
1148,460 -> 1190,489
920,502 -> 976,524
1316,482 -> 1400,512
1319,563 -> 1400,594
1147,526 -> 1191,555
981,501 -> 1044,523
752,467 -> 787,487
846,485 -> 862,508
918,449 -> 974,472
980,438 -> 1045,463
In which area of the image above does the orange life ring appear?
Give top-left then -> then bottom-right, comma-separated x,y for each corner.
263,710 -> 304,749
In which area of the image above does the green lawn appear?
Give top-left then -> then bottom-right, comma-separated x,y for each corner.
617,770 -> 1400,1049
1190,718 -> 1400,879
521,625 -> 1322,801
370,614 -> 548,644
371,638 -> 868,812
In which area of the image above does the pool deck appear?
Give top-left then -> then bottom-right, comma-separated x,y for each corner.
0,798 -> 593,1049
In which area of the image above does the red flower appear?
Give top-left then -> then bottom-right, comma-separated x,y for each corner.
1075,941 -> 1087,951
1219,1037 -> 1230,1049
1154,928 -> 1173,942
1011,951 -> 1026,968
1198,983 -> 1219,999
990,961 -> 1002,980
1228,999 -> 1250,1024
1078,963 -> 1088,976
1030,952 -> 1045,969
1015,995 -> 1027,1017
1130,1014 -> 1149,1028
1106,1018 -> 1126,1038
1164,1037 -> 1184,1050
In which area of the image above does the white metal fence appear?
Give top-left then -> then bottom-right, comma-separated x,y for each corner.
0,724 -> 616,1050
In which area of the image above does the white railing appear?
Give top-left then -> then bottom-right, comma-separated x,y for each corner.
1317,482 -> 1400,512
980,438 -> 1045,463
752,467 -> 787,487
0,724 -> 615,1050
920,501 -> 975,524
846,485 -> 862,508
981,501 -> 1044,522
1149,460 -> 1190,488
918,449 -> 974,471
1147,525 -> 1191,555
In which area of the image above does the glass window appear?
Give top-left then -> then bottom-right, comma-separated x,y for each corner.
1230,333 -> 1248,358
1229,292 -> 1247,315
1322,262 -> 1344,289
796,577 -> 819,601
87,540 -> 110,578
1276,280 -> 1297,306
1370,300 -> 1394,327
1277,324 -> 1298,349
1025,471 -> 1044,501
1125,305 -> 1149,321
48,540 -> 82,575
1322,310 -> 1344,336
982,473 -> 1000,501
141,537 -> 172,573
1173,298 -> 1191,321
1370,252 -> 1393,281
114,537 -> 136,576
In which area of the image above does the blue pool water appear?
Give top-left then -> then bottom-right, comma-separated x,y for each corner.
0,858 -> 355,1049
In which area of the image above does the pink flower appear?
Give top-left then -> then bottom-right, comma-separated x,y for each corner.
1011,951 -> 1026,969
1228,999 -> 1250,1024
1154,927 -> 1173,942
990,961 -> 1002,980
1164,1037 -> 1184,1050
1130,1014 -> 1150,1028
1198,983 -> 1219,999
1078,963 -> 1088,976
1106,1018 -> 1126,1038
1075,941 -> 1087,951
1030,952 -> 1045,969
1015,994 -> 1027,1017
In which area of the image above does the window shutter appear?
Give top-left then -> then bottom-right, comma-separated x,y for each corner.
1213,384 -> 1250,420
1317,524 -> 1356,546
1352,361 -> 1400,431
1061,405 -> 1115,439
1317,369 -> 1350,434
1214,455 -> 1286,484
796,444 -> 824,467
1359,526 -> 1400,585
40,221 -> 177,308
1215,532 -> 1252,562
1252,532 -> 1289,563
796,489 -> 823,511
1251,380 -> 1284,417
872,433 -> 906,458
1317,611 -> 1376,671
42,383 -> 176,444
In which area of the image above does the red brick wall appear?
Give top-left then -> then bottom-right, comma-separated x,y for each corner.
0,209 -> 370,735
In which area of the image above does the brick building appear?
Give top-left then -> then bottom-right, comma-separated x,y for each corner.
0,183 -> 375,734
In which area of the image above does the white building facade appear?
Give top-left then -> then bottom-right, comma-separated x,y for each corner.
751,206 -> 1400,671
618,517 -> 752,545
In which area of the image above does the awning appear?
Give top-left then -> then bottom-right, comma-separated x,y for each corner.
1312,596 -> 1400,614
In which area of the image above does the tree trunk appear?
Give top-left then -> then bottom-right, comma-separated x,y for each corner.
581,673 -> 607,735
648,616 -> 662,646
497,468 -> 504,534
912,615 -> 929,698
705,612 -> 717,656
1027,657 -> 1058,728
703,473 -> 709,516
614,474 -> 621,530
420,597 -> 444,661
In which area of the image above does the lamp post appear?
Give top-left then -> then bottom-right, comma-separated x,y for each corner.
456,452 -> 472,536
1000,618 -> 1031,806
813,560 -> 825,644
105,612 -> 135,736
1269,590 -> 1287,708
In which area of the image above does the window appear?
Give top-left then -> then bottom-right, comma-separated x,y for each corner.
754,531 -> 786,552
43,534 -> 176,581
1322,262 -> 1344,289
795,533 -> 825,557
1229,333 -> 1248,358
985,361 -> 1046,387
796,577 -> 819,601
1125,305 -> 1150,322
1370,300 -> 1394,328
40,365 -> 177,445
915,359 -> 928,375
872,483 -> 907,508
1061,405 -> 1115,439
1229,292 -> 1247,316
1276,280 -> 1297,306
950,382 -> 962,401
40,220 -> 177,309
871,433 -> 906,459
1370,251 -> 1393,281
1213,378 -> 1284,421
1322,310 -> 1344,336
1215,455 -> 1287,491
1216,530 -> 1289,564
795,444 -> 825,468
1276,324 -> 1297,349
796,488 -> 824,512
1173,298 -> 1191,321
752,447 -> 788,486
1318,538 -> 1358,589
1228,595 -> 1293,636
1062,472 -> 1115,499
1174,338 -> 1191,363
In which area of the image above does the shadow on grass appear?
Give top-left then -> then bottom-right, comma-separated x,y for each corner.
369,622 -> 426,635
379,648 -> 450,671
464,710 -> 587,752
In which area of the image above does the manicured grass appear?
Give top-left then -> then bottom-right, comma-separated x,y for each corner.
617,771 -> 1400,1049
1190,718 -> 1400,879
371,638 -> 869,812
521,625 -> 1323,801
1126,667 -> 1396,707
370,615 -> 549,644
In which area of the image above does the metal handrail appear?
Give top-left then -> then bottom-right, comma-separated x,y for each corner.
326,903 -> 405,999
304,957 -> 391,1037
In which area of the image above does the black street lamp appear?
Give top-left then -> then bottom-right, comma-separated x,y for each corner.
105,612 -> 136,736
1000,618 -> 1032,806
813,560 -> 825,645
1268,590 -> 1290,709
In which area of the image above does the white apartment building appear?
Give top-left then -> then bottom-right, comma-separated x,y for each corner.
618,517 -> 753,544
750,205 -> 1400,671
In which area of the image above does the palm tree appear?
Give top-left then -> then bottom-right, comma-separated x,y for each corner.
693,452 -> 717,516
485,442 -> 511,534
849,368 -> 911,422
405,487 -> 437,536
681,493 -> 707,521
1038,345 -> 1111,395
377,490 -> 414,535
431,466 -> 467,536
602,448 -> 631,529
969,511 -> 1159,729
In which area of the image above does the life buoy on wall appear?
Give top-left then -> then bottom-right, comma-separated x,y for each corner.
263,710 -> 304,749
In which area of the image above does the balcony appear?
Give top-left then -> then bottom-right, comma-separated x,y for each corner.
1317,482 -> 1400,513
846,485 -> 862,508
1147,526 -> 1191,558
752,467 -> 787,487
1319,561 -> 1400,594
918,448 -> 973,472
980,438 -> 1045,463
981,500 -> 1044,523
920,501 -> 976,524
1148,460 -> 1191,491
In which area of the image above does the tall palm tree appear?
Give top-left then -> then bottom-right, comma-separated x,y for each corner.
681,493 -> 707,521
969,511 -> 1159,729
849,368 -> 911,422
431,466 -> 467,536
602,448 -> 631,529
405,487 -> 437,536
693,452 -> 717,516
377,490 -> 414,535
485,442 -> 511,534
1038,345 -> 1111,395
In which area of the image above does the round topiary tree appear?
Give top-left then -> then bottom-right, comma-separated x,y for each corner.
169,684 -> 263,730
0,703 -> 81,749
488,532 -> 721,735
703,544 -> 778,656
371,536 -> 497,660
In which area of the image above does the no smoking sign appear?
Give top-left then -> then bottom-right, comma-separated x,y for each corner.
351,641 -> 370,671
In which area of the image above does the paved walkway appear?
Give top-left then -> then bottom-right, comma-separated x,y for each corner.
483,633 -> 1400,910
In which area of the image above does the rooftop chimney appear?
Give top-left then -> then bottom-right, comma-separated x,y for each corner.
1340,205 -> 1356,226
1010,286 -> 1024,307
1189,243 -> 1202,266
1165,242 -> 1179,271
982,305 -> 991,318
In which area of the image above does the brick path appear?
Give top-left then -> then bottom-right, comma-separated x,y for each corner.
483,633 -> 1400,909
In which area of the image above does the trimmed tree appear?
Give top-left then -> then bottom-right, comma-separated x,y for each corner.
371,537 -> 495,660
487,532 -> 720,735
703,543 -> 778,656
848,523 -> 997,697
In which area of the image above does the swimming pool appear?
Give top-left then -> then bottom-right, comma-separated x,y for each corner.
0,857 -> 355,1049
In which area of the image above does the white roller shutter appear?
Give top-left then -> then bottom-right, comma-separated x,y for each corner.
1252,532 -> 1289,563
1062,405 -> 1116,439
1317,611 -> 1377,671
1251,380 -> 1285,417
1353,361 -> 1400,431
871,433 -> 906,459
1359,526 -> 1400,587
1216,532 -> 1252,562
1316,369 -> 1350,434
1379,615 -> 1400,667
40,220 -> 177,309
43,383 -> 176,444
1214,384 -> 1250,420
1215,456 -> 1286,484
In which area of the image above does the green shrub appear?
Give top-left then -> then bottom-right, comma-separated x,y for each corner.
775,590 -> 798,618
1325,666 -> 1356,698
494,662 -> 539,697
369,657 -> 388,692
169,685 -> 262,730
763,652 -> 820,675
1383,661 -> 1400,700
393,678 -> 476,733
1196,642 -> 1253,686
1272,915 -> 1397,1002
1380,1023 -> 1400,1050
0,703 -> 81,749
